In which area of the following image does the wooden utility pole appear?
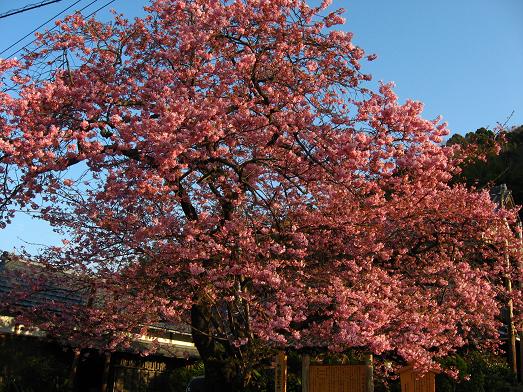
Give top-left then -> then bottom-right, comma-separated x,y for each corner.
500,186 -> 518,375
516,220 -> 523,381
506,255 -> 518,375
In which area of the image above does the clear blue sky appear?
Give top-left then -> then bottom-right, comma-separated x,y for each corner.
0,0 -> 522,253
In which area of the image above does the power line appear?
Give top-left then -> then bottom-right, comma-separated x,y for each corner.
0,0 -> 119,60
0,0 -> 85,57
84,0 -> 117,19
0,0 -> 64,20
4,0 -> 119,59
0,0 -> 119,90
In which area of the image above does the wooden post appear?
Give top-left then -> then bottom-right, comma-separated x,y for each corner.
301,354 -> 310,392
275,351 -> 287,392
68,349 -> 81,391
365,354 -> 374,392
101,352 -> 111,392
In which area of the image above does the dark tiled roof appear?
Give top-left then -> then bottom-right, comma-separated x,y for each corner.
0,252 -> 191,335
0,253 -> 88,311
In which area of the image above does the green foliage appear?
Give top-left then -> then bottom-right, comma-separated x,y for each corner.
436,351 -> 521,392
0,339 -> 206,392
0,336 -> 72,392
449,125 -> 523,207
243,351 -> 302,392
159,361 -> 205,392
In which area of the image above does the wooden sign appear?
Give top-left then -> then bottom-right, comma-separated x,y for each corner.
309,364 -> 369,392
112,357 -> 170,392
399,366 -> 436,392
118,358 -> 167,371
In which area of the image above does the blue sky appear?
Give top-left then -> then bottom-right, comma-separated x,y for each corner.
0,0 -> 522,253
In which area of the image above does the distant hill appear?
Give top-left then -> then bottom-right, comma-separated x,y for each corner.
447,125 -> 523,208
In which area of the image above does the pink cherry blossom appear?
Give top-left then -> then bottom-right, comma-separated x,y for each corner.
0,1 -> 521,390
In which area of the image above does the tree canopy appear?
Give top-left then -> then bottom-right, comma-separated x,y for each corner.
448,125 -> 523,207
0,1 -> 521,390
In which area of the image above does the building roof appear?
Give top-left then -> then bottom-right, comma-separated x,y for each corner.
0,252 -> 198,358
0,252 -> 88,310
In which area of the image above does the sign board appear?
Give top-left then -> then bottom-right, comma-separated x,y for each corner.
112,357 -> 170,392
309,364 -> 369,392
399,366 -> 436,392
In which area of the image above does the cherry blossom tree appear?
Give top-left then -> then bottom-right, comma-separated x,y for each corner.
0,0 -> 521,390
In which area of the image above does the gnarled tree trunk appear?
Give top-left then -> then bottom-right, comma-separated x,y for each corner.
191,303 -> 251,392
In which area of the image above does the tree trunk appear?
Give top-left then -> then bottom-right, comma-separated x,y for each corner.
191,303 -> 249,392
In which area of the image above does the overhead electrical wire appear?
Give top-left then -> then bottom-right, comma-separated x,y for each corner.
0,0 -> 64,20
0,0 -> 118,59
0,0 -> 85,57
83,0 -> 117,19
